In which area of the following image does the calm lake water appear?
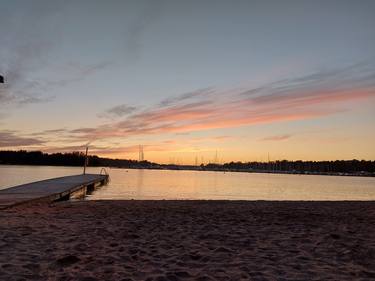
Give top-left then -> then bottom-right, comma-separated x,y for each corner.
1,165 -> 375,200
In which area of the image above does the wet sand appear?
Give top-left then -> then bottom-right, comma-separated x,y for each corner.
1,201 -> 375,280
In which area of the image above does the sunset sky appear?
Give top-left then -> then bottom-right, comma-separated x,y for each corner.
1,0 -> 375,164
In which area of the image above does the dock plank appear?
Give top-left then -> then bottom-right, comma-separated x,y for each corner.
0,174 -> 108,209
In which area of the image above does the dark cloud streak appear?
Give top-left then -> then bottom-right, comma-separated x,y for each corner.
158,88 -> 214,107
0,131 -> 45,147
261,135 -> 292,141
98,104 -> 138,119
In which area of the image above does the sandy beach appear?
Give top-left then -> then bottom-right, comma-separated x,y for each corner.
1,200 -> 375,281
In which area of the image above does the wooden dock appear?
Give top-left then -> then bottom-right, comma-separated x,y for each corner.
0,174 -> 109,209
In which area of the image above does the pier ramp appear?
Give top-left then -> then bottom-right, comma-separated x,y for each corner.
0,174 -> 109,209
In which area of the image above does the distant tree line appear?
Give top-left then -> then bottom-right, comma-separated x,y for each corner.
1,150 -> 374,175
0,150 -> 157,168
206,160 -> 375,174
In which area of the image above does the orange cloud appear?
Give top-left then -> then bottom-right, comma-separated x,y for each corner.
67,88 -> 373,141
26,63 -> 375,154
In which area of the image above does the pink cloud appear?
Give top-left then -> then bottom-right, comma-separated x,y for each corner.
67,88 -> 373,141
27,63 -> 375,153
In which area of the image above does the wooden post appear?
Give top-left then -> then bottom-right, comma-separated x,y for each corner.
83,146 -> 88,175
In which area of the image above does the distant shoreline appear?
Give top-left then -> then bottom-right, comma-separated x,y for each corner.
1,163 -> 374,178
1,150 -> 374,178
